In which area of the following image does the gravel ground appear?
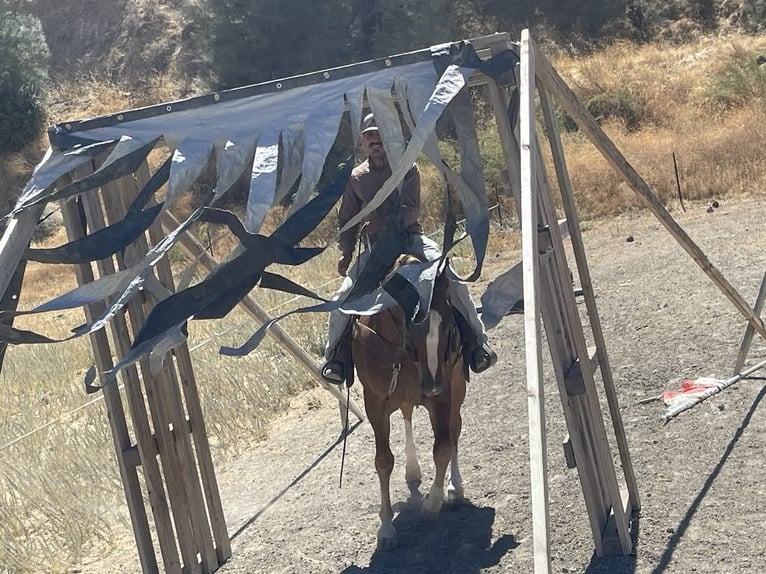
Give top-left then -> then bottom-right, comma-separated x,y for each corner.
85,196 -> 766,574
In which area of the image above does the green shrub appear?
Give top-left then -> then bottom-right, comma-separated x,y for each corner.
585,91 -> 645,131
0,11 -> 49,86
0,72 -> 46,153
705,50 -> 766,109
741,0 -> 766,32
554,91 -> 646,133
0,10 -> 49,153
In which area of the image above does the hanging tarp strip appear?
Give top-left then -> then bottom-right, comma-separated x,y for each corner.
165,138 -> 214,208
445,88 -> 490,281
24,203 -> 163,264
127,155 -> 172,214
479,260 -> 524,330
23,136 -> 161,209
258,271 -> 328,302
290,98 -> 346,213
213,137 -> 257,206
245,131 -> 278,233
10,141 -> 116,214
130,160 -> 352,346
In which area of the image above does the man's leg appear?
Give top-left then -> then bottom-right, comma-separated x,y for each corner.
322,252 -> 368,383
324,275 -> 354,361
447,278 -> 498,373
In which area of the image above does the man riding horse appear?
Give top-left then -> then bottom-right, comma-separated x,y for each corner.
321,113 -> 496,384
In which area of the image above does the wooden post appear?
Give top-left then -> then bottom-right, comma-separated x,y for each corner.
733,272 -> 766,376
537,83 -> 640,512
519,29 -> 552,574
102,168 -> 227,573
51,158 -> 234,573
58,165 -> 160,574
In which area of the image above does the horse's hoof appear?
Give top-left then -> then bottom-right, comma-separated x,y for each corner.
376,527 -> 398,551
447,485 -> 465,502
421,493 -> 444,515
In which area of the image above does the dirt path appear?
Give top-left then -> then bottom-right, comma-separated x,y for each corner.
87,197 -> 766,574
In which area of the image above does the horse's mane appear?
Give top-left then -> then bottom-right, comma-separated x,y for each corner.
382,253 -> 425,283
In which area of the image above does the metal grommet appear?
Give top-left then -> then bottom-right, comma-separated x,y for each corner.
65,123 -> 72,130
323,71 -> 331,79
385,59 -> 392,67
276,82 -> 282,89
117,114 -> 124,121
166,105 -> 172,112
213,93 -> 220,101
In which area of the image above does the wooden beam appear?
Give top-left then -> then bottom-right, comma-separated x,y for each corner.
537,82 -> 640,512
139,160 -> 231,565
0,204 -> 44,301
79,189 -> 181,574
733,271 -> 766,376
519,29 -> 552,574
60,182 -> 161,574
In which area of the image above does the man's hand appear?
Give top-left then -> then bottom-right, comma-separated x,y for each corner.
337,253 -> 352,277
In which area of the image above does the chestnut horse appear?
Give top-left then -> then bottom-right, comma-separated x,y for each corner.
351,262 -> 467,550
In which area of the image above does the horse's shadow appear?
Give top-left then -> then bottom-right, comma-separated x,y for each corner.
341,494 -> 518,574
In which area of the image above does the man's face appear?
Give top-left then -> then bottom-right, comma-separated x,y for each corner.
362,131 -> 386,161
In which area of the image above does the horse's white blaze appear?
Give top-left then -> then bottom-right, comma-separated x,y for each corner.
426,309 -> 442,381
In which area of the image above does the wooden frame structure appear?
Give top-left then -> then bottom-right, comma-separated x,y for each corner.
58,160 -> 231,573
8,28 -> 764,574
51,158 -> 365,573
512,29 -> 766,571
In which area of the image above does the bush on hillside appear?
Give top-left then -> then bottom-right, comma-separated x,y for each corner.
0,10 -> 49,153
0,72 -> 46,154
705,49 -> 766,109
554,91 -> 647,133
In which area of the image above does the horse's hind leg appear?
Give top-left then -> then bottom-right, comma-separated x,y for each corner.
422,400 -> 453,515
400,403 -> 423,502
365,396 -> 398,550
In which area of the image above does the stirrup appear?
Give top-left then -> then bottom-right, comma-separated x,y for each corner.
469,343 -> 498,373
321,360 -> 345,385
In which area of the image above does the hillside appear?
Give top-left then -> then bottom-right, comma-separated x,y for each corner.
25,0 -> 201,89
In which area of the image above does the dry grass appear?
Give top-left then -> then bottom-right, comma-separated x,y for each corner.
3,31 -> 766,572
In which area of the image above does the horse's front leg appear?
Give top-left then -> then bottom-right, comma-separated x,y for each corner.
365,395 -> 397,550
400,403 -> 422,501
422,399 -> 453,515
447,379 -> 465,502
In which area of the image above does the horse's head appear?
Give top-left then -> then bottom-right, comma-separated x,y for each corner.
412,267 -> 462,398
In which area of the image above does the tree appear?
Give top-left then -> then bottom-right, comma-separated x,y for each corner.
208,0 -> 356,88
0,7 -> 49,153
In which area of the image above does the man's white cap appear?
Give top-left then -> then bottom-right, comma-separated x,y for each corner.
361,112 -> 379,134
